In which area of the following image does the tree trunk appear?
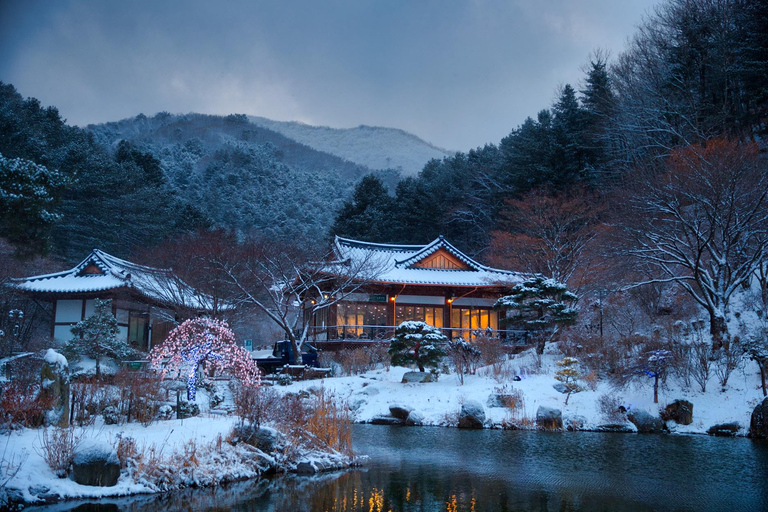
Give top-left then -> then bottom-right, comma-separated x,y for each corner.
761,364 -> 767,397
285,328 -> 301,365
709,311 -> 728,350
653,375 -> 659,404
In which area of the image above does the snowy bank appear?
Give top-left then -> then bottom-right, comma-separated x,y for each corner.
1,414 -> 357,509
277,349 -> 765,435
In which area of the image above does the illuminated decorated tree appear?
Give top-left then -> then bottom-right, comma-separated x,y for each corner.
150,318 -> 259,400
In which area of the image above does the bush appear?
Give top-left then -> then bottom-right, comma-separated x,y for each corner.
447,339 -> 481,385
39,427 -> 82,478
0,382 -> 54,429
274,389 -> 352,457
474,336 -> 505,367
114,370 -> 165,426
597,393 -> 626,423
233,384 -> 279,428
71,378 -> 115,427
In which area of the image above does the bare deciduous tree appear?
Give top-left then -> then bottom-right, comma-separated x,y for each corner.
626,140 -> 768,348
215,236 -> 384,362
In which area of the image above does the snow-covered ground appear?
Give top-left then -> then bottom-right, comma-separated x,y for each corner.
3,346 -> 764,507
2,416 -> 239,504
279,347 -> 765,435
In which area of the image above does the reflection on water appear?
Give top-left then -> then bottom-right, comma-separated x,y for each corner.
29,425 -> 768,512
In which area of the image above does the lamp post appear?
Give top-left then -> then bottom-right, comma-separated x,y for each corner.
8,309 -> 24,356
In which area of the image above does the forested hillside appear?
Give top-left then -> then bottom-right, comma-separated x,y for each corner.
331,0 -> 768,257
0,96 -> 399,262
87,113 -> 398,246
329,0 -> 768,349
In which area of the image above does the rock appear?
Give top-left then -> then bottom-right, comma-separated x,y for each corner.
402,371 -> 435,383
296,461 -> 317,475
564,415 -> 588,431
552,383 -> 583,395
749,397 -> 768,439
486,393 -> 516,408
253,427 -> 280,452
389,404 -> 413,420
349,398 -> 366,411
358,385 -> 380,396
627,409 -> 665,434
405,411 -> 424,426
40,349 -> 70,427
707,422 -> 741,437
595,423 -> 635,433
458,400 -> 486,429
369,415 -> 403,425
72,442 -> 121,487
536,406 -> 563,430
664,400 -> 693,425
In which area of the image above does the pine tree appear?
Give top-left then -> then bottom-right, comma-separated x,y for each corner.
0,153 -> 67,256
330,174 -> 393,242
64,299 -> 131,379
388,321 -> 447,372
744,335 -> 768,397
494,276 -> 577,354
550,84 -> 589,188
554,357 -> 585,405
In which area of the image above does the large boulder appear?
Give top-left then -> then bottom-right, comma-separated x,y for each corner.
749,397 -> 768,439
458,400 -> 486,429
72,441 -> 120,487
369,415 -> 403,425
707,422 -> 741,437
627,409 -> 665,434
389,404 -> 413,420
40,349 -> 70,427
405,410 -> 424,426
536,406 -> 563,430
402,372 -> 435,383
664,400 -> 693,425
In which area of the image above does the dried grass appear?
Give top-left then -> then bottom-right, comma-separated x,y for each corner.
39,427 -> 83,478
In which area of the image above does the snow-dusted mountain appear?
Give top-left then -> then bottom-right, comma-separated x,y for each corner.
248,116 -> 453,176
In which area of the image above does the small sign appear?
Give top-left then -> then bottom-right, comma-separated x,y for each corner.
369,294 -> 388,303
244,339 -> 253,351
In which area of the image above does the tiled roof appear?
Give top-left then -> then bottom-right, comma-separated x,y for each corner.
332,236 -> 526,287
12,249 -> 215,310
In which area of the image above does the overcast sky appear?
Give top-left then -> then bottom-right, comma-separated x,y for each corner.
0,0 -> 660,151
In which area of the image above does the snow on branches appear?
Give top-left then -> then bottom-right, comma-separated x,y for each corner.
149,318 -> 259,400
389,321 -> 447,372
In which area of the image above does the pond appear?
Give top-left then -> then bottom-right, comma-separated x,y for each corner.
29,425 -> 768,512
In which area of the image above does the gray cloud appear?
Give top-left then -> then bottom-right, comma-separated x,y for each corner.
0,0 -> 660,151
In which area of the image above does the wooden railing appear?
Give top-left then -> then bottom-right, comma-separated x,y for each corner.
307,325 -> 530,344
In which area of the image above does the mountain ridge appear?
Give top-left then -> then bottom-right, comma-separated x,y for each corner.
248,116 -> 453,176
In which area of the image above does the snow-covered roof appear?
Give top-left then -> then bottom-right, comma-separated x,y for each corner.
12,248 -> 214,310
332,236 -> 526,287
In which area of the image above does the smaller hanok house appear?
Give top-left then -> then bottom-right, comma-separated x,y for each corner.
306,236 -> 528,344
12,248 -> 214,351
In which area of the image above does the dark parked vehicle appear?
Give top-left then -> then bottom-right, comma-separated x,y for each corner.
253,341 -> 318,374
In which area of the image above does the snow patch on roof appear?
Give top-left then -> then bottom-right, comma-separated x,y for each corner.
333,236 -> 527,287
12,249 -> 216,310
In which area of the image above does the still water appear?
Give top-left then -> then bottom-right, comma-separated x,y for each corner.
30,424 -> 768,512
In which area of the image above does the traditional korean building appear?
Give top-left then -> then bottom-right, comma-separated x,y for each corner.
308,236 -> 528,343
12,248 -> 215,351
